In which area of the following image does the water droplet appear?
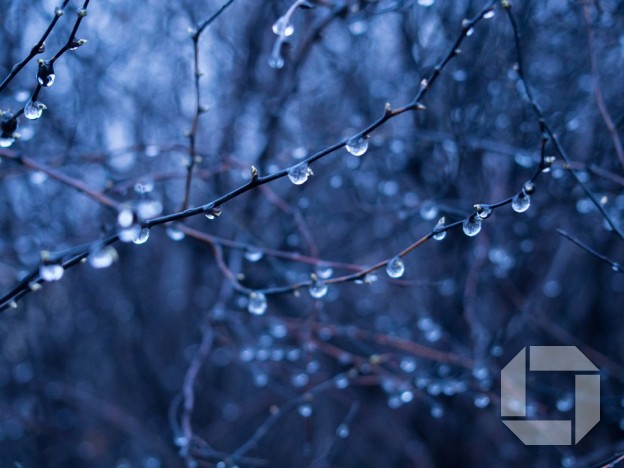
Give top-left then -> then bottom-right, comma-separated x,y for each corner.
244,247 -> 264,262
345,135 -> 369,156
542,155 -> 556,172
132,227 -> 150,244
400,390 -> 414,403
474,394 -> 490,408
472,364 -> 489,381
88,246 -> 118,269
483,9 -> 495,19
521,182 -> 534,197
433,217 -> 446,240
287,162 -> 312,185
420,201 -> 439,220
248,292 -> 267,315
134,179 -> 155,194
40,263 -> 64,282
24,100 -> 46,120
173,435 -> 188,447
166,224 -> 185,241
336,423 -> 350,438
117,208 -> 135,228
333,374 -> 349,389
118,224 -> 141,243
29,172 -> 47,185
425,326 -> 442,342
561,456 -> 576,468
466,27 -> 475,36
387,395 -> 402,409
0,137 -> 14,148
37,60 -> 55,87
69,38 -> 87,51
254,373 -> 268,387
136,199 -> 163,219
400,358 -> 417,373
145,145 -> 159,157
272,16 -> 294,37
418,317 -> 434,331
316,265 -> 333,279
430,405 -> 444,418
475,204 -> 492,220
298,403 -> 312,418
309,281 -> 328,299
512,190 -> 531,213
291,373 -> 309,388
514,152 -> 534,167
556,394 -> 573,412
462,216 -> 482,236
268,52 -> 284,69
418,0 -> 434,6
612,263 -> 621,272
386,256 -> 405,279
204,205 -> 222,219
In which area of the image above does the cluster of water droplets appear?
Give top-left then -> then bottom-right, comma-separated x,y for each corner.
117,207 -> 150,244
269,15 -> 295,69
417,316 -> 442,342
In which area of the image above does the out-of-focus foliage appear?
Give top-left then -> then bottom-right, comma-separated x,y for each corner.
1,0 -> 623,466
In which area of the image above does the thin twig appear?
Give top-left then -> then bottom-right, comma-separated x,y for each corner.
556,229 -> 622,274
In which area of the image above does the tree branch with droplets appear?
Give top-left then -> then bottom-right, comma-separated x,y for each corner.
0,0 -> 502,312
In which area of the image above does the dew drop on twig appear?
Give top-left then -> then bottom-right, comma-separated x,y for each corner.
40,263 -> 64,282
386,256 -> 405,279
309,281 -> 328,299
462,216 -> 482,236
132,227 -> 150,245
244,247 -> 264,262
272,16 -> 294,37
433,217 -> 446,240
24,100 -> 47,120
248,292 -> 267,315
166,224 -> 185,241
345,135 -> 369,156
288,162 -> 312,185
88,246 -> 118,269
511,190 -> 531,213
